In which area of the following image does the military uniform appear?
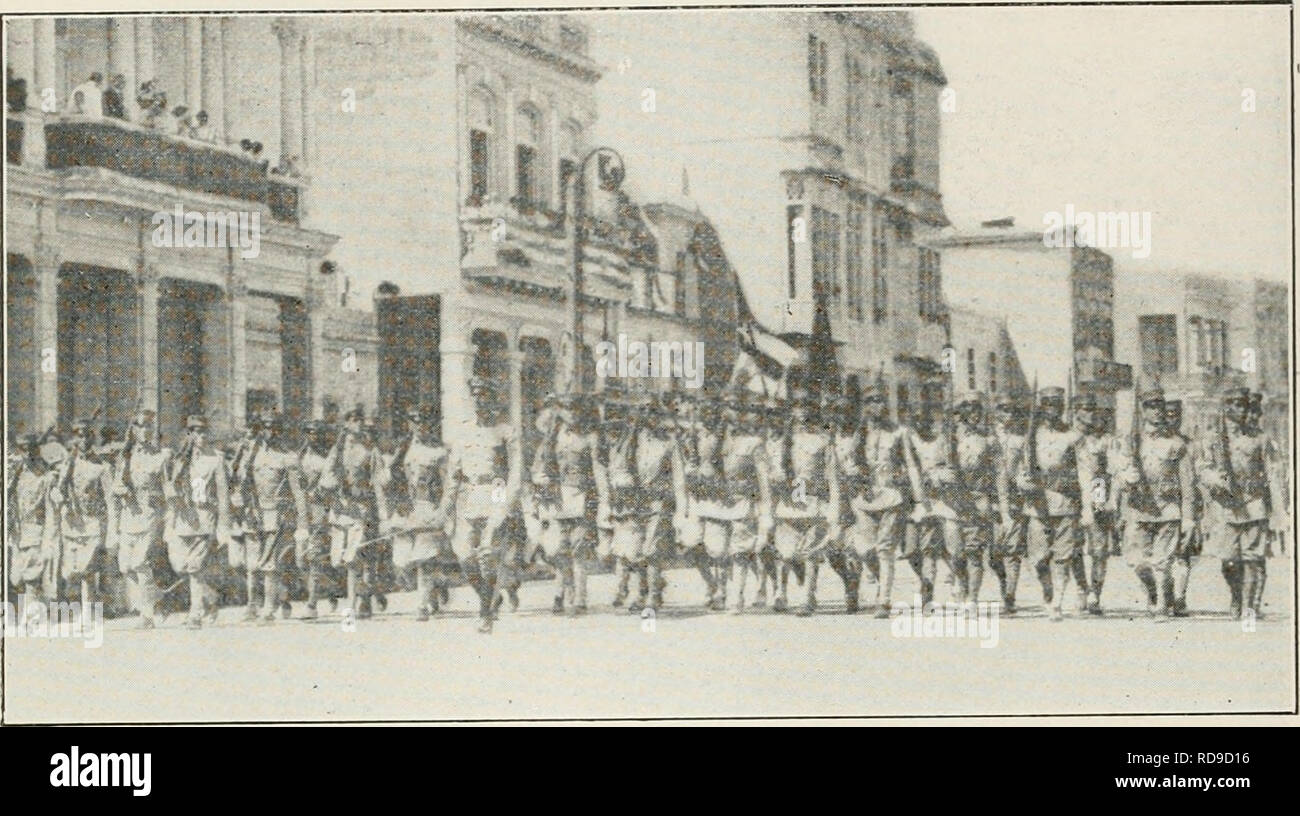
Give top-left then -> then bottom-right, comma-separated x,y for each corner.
8,440 -> 56,601
319,408 -> 383,617
448,379 -> 519,632
531,395 -> 601,615
1202,387 -> 1283,618
1117,389 -> 1194,617
298,422 -> 337,617
679,400 -> 723,604
1020,387 -> 1094,620
608,399 -> 680,613
906,420 -> 961,607
112,411 -> 171,627
51,422 -> 115,606
949,393 -> 1004,608
772,394 -> 838,617
164,416 -> 231,628
240,415 -> 307,623
700,398 -> 769,613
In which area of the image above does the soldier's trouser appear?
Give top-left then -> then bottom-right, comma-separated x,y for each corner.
1126,520 -> 1179,608
453,515 -> 505,620
911,518 -> 961,605
848,507 -> 906,607
1082,517 -> 1113,602
990,516 -> 1027,605
1028,515 -> 1081,611
775,517 -> 828,608
955,518 -> 992,603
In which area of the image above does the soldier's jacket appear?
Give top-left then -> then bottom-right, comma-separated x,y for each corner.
952,426 -> 1004,519
246,445 -> 305,532
53,450 -> 114,537
687,424 -> 725,501
11,464 -> 55,547
322,434 -> 378,521
1202,425 -> 1280,524
909,431 -> 958,520
1078,431 -> 1123,515
1117,427 -> 1194,524
1020,425 -> 1093,519
299,448 -> 332,527
776,430 -> 835,518
857,425 -> 917,512
169,447 -> 229,537
375,438 -> 451,532
719,430 -> 767,509
994,426 -> 1027,515
116,447 -> 172,534
449,423 -> 515,521
634,430 -> 677,507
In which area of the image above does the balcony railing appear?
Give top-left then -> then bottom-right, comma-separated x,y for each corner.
36,116 -> 300,223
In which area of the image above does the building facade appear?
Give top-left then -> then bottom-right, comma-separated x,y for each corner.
930,223 -> 1128,416
947,304 -> 1028,404
1112,270 -> 1289,446
4,15 -> 371,441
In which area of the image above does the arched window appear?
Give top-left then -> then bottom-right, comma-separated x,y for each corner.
467,88 -> 495,205
557,120 -> 581,210
515,105 -> 543,204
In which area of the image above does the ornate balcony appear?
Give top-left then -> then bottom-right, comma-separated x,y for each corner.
38,116 -> 301,223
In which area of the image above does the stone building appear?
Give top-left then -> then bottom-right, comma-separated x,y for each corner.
929,221 -> 1129,415
4,15 -> 377,441
1112,270 -> 1289,445
947,305 -> 1028,404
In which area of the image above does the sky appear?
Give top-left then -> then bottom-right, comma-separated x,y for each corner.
584,5 -> 1291,323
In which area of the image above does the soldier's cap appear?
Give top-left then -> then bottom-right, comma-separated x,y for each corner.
955,391 -> 986,408
1248,391 -> 1264,408
185,414 -> 208,431
99,425 -> 121,443
860,385 -> 887,404
245,412 -> 267,429
1071,393 -> 1098,411
304,419 -> 330,435
258,410 -> 286,431
1139,386 -> 1165,406
17,432 -> 40,449
468,376 -> 496,395
344,405 -> 366,421
1037,386 -> 1066,401
131,409 -> 156,426
1162,398 -> 1183,410
1221,385 -> 1250,404
71,417 -> 96,433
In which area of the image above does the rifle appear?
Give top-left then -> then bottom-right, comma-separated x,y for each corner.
1129,378 -> 1148,506
58,405 -> 103,521
1214,405 -> 1241,508
387,423 -> 416,515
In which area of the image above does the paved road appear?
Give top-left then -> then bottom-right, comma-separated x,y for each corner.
3,557 -> 1293,722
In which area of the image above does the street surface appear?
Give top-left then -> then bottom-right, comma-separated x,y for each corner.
4,557 -> 1293,722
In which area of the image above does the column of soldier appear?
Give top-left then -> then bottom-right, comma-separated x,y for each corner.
5,372 -> 1286,636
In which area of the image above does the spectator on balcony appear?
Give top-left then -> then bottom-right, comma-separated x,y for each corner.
162,104 -> 188,137
136,80 -> 160,114
103,74 -> 126,120
7,65 -> 27,114
190,111 -> 215,143
140,90 -> 168,130
271,154 -> 301,178
66,73 -> 104,118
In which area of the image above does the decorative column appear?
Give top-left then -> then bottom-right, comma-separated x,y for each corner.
34,242 -> 60,430
273,18 -> 303,167
439,295 -> 475,440
299,25 -> 315,170
200,17 -> 223,134
134,260 -> 161,418
184,17 -> 202,112
548,101 -> 561,210
7,19 -> 35,105
228,270 -> 248,428
503,86 -> 517,201
220,17 -> 236,142
305,278 -> 328,420
134,18 -> 154,95
106,18 -> 136,120
33,18 -> 56,111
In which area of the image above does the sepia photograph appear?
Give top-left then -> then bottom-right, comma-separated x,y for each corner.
1,1 -> 1294,726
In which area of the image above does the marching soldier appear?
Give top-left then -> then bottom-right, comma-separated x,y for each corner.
678,394 -> 723,606
1116,387 -> 1194,620
318,406 -> 382,618
1202,386 -> 1283,619
1161,398 -> 1198,616
847,383 -> 922,617
298,420 -> 339,618
51,417 -> 116,614
828,392 -> 862,613
448,376 -> 521,633
112,409 -> 171,629
699,392 -> 770,614
533,393 -> 605,616
163,415 -> 233,629
607,395 -> 681,614
227,416 -> 265,619
1019,386 -> 1095,621
949,391 -> 1005,611
905,398 -> 962,608
376,404 -> 454,621
241,412 -> 309,624
1075,394 -> 1123,616
990,395 -> 1029,614
772,386 -> 839,617
8,432 -> 57,619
